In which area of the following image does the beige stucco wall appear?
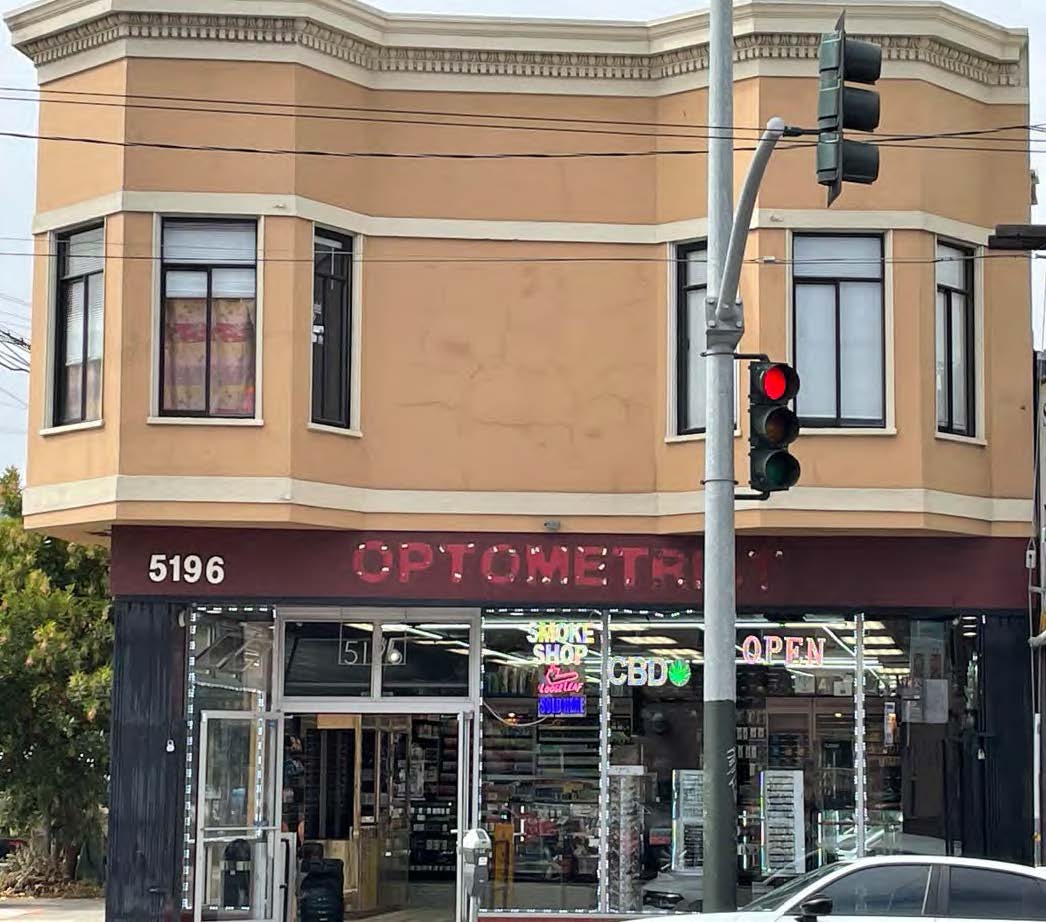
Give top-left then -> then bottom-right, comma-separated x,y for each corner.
17,45 -> 1034,542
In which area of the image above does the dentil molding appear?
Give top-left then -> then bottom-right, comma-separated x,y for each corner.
14,11 -> 1026,88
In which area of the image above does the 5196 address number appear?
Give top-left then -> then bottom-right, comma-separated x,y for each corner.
148,554 -> 225,585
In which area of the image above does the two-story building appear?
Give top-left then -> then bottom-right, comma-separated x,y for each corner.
4,0 -> 1037,920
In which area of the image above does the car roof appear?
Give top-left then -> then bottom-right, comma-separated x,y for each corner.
843,855 -> 1046,877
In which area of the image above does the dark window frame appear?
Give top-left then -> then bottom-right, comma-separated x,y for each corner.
158,217 -> 258,419
311,230 -> 354,430
792,232 -> 886,429
935,241 -> 976,437
676,240 -> 708,436
53,223 -> 104,426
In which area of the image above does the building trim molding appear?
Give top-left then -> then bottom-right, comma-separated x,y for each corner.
21,474 -> 1033,524
6,0 -> 1028,98
31,191 -> 996,247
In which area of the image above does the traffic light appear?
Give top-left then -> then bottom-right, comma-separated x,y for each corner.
817,12 -> 883,205
749,362 -> 801,493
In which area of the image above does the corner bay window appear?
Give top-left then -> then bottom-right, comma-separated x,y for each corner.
160,220 -> 257,417
675,242 -> 708,434
312,232 -> 354,429
54,225 -> 103,425
936,242 -> 975,436
793,234 -> 885,427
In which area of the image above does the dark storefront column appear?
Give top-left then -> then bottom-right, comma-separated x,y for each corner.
981,614 -> 1034,864
106,601 -> 187,922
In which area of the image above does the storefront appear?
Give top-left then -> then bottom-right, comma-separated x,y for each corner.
107,527 -> 1034,922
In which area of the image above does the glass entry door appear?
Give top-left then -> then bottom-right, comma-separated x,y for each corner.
194,711 -> 284,922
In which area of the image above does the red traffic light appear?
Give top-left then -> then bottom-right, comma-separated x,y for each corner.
752,362 -> 800,403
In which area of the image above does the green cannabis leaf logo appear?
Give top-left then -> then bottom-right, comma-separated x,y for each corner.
668,659 -> 691,687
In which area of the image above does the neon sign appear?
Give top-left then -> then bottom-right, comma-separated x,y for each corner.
527,621 -> 595,666
538,664 -> 585,695
608,656 -> 692,687
741,635 -> 825,666
538,696 -> 586,716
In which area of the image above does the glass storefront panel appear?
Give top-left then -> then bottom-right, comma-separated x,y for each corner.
480,614 -> 603,913
283,620 -> 373,696
380,622 -> 471,696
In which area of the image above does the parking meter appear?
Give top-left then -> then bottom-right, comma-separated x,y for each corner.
461,828 -> 492,899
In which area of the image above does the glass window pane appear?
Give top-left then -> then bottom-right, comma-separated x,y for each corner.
163,279 -> 207,413
283,621 -> 373,696
58,279 -> 84,425
209,291 -> 256,417
685,288 -> 707,431
686,248 -> 707,287
164,221 -> 256,264
481,616 -> 602,912
794,236 -> 882,280
947,867 -> 1046,920
950,293 -> 968,432
839,281 -> 883,423
818,864 -> 930,916
937,243 -> 968,290
380,623 -> 471,696
936,292 -> 948,427
62,226 -> 104,277
795,284 -> 837,420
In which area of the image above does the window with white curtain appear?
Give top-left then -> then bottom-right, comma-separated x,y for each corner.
160,220 -> 258,418
54,225 -> 104,426
793,234 -> 885,427
676,241 -> 708,434
935,242 -> 975,436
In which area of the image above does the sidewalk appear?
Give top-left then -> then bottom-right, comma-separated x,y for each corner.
0,899 -> 104,920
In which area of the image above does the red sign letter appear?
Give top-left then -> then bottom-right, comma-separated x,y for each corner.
441,543 -> 476,583
651,549 -> 686,588
353,540 -> 393,585
613,547 -> 649,588
398,542 -> 434,583
527,545 -> 570,585
481,544 -> 521,585
574,545 -> 608,588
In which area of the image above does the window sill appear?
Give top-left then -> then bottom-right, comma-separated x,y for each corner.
147,416 -> 264,427
666,429 -> 741,444
799,426 -> 897,437
936,431 -> 986,447
308,422 -> 363,438
40,419 -> 104,437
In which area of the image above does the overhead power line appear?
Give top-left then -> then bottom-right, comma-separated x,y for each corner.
2,128 -> 1044,162
0,88 -> 1038,146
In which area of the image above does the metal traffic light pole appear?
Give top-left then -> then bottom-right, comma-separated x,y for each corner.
702,0 -> 789,906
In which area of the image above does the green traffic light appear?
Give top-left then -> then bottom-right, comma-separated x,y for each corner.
764,452 -> 801,490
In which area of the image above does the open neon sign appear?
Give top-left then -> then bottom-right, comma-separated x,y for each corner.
741,634 -> 826,667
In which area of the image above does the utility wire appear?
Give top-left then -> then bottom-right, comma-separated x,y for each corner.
0,90 -> 1038,146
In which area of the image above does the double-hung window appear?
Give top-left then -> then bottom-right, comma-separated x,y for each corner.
160,220 -> 258,418
54,225 -> 104,426
793,234 -> 885,427
935,242 -> 975,436
312,232 -> 353,429
676,242 -> 708,434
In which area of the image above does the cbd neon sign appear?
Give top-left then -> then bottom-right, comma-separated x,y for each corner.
608,656 -> 692,687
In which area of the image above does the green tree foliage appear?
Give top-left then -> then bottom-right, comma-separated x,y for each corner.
0,468 -> 111,876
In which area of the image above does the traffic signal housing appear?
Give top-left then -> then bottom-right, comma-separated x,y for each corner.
749,362 -> 801,493
817,12 -> 883,205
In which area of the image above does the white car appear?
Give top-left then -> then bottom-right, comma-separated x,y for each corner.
644,855 -> 1046,921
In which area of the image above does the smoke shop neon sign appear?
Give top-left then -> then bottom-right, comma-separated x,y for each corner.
741,634 -> 826,666
530,621 -> 592,717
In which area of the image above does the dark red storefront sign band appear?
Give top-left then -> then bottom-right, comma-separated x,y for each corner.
110,526 -> 1028,611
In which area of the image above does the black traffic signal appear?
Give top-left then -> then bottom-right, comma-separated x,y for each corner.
817,12 -> 883,206
749,362 -> 801,493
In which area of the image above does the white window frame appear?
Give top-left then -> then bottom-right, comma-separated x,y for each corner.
307,226 -> 363,438
148,214 -> 264,426
40,220 -> 107,435
785,228 -> 897,436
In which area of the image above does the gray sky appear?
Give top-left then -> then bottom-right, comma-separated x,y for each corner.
0,0 -> 1042,474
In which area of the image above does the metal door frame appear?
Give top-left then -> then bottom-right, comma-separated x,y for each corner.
193,709 -> 286,922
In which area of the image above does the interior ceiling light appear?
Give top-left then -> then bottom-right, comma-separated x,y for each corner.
841,635 -> 897,646
618,636 -> 677,646
651,647 -> 702,658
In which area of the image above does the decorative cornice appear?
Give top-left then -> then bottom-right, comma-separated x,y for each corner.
15,11 -> 1026,88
